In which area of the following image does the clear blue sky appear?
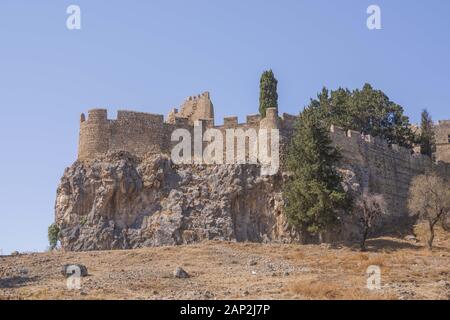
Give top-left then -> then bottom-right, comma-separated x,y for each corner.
0,0 -> 449,254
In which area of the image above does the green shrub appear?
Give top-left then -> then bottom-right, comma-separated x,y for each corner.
48,223 -> 60,250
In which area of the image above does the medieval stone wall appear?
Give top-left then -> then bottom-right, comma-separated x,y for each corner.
77,92 -> 449,221
330,125 -> 433,218
58,91 -> 450,252
436,120 -> 450,163
79,109 -> 168,159
78,102 -> 296,163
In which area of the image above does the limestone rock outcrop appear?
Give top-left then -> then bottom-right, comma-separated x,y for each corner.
55,151 -> 369,251
55,152 -> 293,251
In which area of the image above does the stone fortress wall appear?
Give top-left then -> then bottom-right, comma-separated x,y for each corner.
329,125 -> 434,217
78,91 -> 450,218
436,120 -> 450,163
78,91 -> 450,164
78,92 -> 298,161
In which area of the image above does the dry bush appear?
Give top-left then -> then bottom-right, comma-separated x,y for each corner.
354,192 -> 387,251
361,255 -> 387,269
389,250 -> 414,265
285,251 -> 305,261
346,254 -> 389,274
286,277 -> 396,300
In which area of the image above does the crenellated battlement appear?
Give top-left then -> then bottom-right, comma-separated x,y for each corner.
78,92 -> 450,169
328,123 -> 441,217
330,125 -> 407,152
167,91 -> 214,126
77,93 -> 281,160
75,92 -> 450,221
185,91 -> 210,101
84,109 -> 108,122
79,108 -> 167,159
82,109 -> 165,125
329,124 -> 430,163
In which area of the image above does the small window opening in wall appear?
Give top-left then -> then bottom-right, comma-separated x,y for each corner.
448,135 -> 450,143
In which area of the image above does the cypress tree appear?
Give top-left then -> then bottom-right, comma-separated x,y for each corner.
419,109 -> 435,157
284,107 -> 349,238
259,70 -> 278,117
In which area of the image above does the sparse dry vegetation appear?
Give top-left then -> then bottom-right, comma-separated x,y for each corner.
0,223 -> 449,300
286,277 -> 396,300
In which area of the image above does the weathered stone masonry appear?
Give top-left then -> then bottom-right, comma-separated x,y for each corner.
78,93 -> 450,208
436,120 -> 450,163
55,92 -> 450,250
78,92 -> 297,161
329,125 -> 435,218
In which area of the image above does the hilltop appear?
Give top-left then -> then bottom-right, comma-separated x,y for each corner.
1,224 -> 449,300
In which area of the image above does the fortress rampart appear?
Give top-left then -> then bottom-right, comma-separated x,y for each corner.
63,92 -> 450,252
78,92 -> 449,166
436,120 -> 450,163
78,92 -> 450,166
78,93 -> 297,161
329,125 -> 435,217
77,92 -> 450,218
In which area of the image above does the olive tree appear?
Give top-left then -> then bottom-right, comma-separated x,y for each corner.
408,174 -> 450,250
354,192 -> 387,251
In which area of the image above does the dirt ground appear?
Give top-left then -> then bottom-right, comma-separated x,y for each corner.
1,224 -> 449,300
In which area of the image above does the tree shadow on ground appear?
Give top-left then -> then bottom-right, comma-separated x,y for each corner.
363,238 -> 423,253
374,216 -> 418,239
0,275 -> 39,289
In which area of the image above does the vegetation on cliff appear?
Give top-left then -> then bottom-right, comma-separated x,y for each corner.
47,223 -> 60,250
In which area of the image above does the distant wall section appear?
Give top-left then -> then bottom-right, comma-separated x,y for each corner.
330,125 -> 433,217
79,110 -> 169,160
435,120 -> 450,163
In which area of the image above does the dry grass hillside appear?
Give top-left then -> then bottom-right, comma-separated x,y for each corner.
0,224 -> 449,300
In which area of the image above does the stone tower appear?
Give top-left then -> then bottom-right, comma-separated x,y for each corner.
167,91 -> 214,126
435,120 -> 450,163
78,109 -> 110,159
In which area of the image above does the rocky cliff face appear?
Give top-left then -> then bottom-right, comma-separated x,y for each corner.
55,152 -> 297,251
55,150 -> 370,251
